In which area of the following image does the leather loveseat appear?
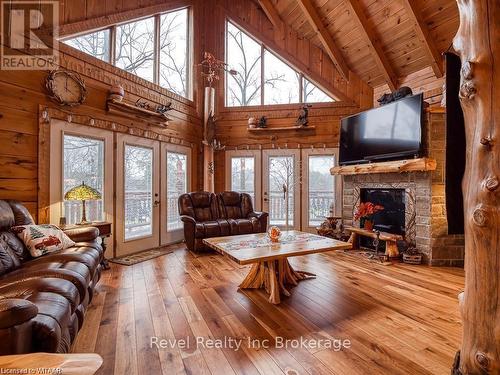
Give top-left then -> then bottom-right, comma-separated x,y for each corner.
179,191 -> 268,252
0,200 -> 103,354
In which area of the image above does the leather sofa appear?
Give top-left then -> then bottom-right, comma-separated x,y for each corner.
0,200 -> 103,354
179,191 -> 268,252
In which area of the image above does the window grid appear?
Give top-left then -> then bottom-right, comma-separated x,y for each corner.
63,8 -> 191,100
225,20 -> 335,107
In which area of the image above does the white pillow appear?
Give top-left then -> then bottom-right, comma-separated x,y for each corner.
12,224 -> 75,258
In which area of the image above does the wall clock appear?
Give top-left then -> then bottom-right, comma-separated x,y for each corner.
46,69 -> 87,107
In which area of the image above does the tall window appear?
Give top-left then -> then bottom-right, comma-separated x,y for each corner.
124,145 -> 153,240
226,22 -> 262,106
225,21 -> 335,107
115,17 -> 155,82
308,155 -> 336,226
160,11 -> 190,98
166,151 -> 188,230
63,8 -> 191,99
63,135 -> 104,224
230,157 -> 255,202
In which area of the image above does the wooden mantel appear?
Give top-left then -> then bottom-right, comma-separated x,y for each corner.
330,157 -> 437,175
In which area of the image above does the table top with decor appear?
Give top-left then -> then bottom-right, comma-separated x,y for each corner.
204,230 -> 352,265
203,230 -> 352,304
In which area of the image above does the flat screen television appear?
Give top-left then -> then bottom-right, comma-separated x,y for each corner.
339,93 -> 424,165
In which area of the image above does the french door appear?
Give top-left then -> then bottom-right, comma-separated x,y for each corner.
116,134 -> 160,256
301,148 -> 341,233
225,150 -> 262,210
225,148 -> 341,231
262,149 -> 301,230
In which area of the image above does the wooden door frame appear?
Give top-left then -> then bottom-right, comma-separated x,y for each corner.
262,149 -> 301,230
301,147 -> 342,233
224,149 -> 262,211
160,142 -> 192,245
115,133 -> 160,256
48,119 -> 115,255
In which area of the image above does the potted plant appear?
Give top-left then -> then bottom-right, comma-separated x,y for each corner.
354,202 -> 384,230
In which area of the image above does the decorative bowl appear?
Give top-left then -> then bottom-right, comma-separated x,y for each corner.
268,226 -> 281,242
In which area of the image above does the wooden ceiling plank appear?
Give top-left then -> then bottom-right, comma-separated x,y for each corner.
401,0 -> 444,78
296,0 -> 350,81
345,0 -> 398,91
257,0 -> 283,29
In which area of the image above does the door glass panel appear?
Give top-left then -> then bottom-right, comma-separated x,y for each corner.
124,145 -> 153,240
167,151 -> 187,231
268,156 -> 295,227
63,135 -> 104,224
231,157 -> 255,203
308,155 -> 336,226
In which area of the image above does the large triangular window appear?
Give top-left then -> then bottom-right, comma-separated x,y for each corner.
225,21 -> 336,107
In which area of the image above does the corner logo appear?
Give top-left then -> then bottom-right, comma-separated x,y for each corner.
1,1 -> 59,70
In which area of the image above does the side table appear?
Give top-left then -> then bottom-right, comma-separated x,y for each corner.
63,221 -> 112,270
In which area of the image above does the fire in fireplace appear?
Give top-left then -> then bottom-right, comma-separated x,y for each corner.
360,188 -> 406,235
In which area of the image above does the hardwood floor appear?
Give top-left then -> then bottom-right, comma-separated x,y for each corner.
73,245 -> 464,375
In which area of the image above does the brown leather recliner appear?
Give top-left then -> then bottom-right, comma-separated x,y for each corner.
0,200 -> 104,354
179,191 -> 268,252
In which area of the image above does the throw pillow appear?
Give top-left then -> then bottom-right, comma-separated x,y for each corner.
12,224 -> 75,258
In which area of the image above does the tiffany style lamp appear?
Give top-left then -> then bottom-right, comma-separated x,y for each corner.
64,182 -> 102,225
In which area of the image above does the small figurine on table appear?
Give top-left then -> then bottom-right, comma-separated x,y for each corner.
296,104 -> 312,127
258,116 -> 268,128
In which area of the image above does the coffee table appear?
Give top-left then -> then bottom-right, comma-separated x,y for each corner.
203,230 -> 352,304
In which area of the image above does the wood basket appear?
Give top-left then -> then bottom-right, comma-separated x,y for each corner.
402,253 -> 423,265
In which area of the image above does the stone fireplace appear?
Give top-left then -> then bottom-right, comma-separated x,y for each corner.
341,110 -> 465,266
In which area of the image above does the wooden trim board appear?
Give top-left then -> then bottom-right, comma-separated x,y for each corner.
330,157 -> 437,175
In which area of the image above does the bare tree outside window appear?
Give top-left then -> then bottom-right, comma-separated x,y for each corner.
115,17 -> 155,82
231,157 -> 255,202
268,156 -> 299,229
124,145 -> 153,240
63,29 -> 111,62
225,21 -> 336,107
226,22 -> 262,106
160,9 -> 189,98
264,50 -> 300,105
303,78 -> 334,103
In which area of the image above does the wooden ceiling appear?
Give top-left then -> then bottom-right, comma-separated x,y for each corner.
258,0 -> 459,89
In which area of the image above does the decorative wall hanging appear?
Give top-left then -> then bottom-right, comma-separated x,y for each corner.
46,69 -> 87,107
199,52 -> 237,191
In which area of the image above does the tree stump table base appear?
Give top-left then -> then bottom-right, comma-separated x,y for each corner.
239,259 -> 316,304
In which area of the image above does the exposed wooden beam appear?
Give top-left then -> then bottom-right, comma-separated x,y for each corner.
296,0 -> 350,81
345,0 -> 398,91
401,0 -> 444,78
257,0 -> 283,29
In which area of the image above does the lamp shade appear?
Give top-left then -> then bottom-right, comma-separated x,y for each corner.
64,182 -> 102,201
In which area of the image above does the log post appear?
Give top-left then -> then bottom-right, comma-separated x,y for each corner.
452,1 -> 500,373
